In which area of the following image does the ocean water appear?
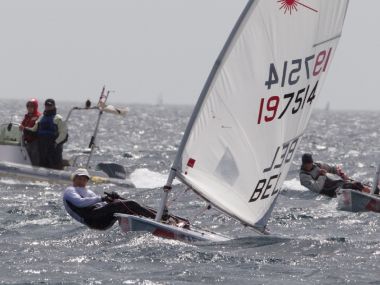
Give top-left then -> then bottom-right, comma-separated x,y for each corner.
0,100 -> 379,284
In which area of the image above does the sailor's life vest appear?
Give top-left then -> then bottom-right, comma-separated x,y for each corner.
63,199 -> 95,226
21,99 -> 41,143
37,114 -> 58,139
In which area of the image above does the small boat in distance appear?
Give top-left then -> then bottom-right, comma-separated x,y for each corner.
117,0 -> 350,241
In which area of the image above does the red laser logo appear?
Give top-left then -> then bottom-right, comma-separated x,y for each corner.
278,0 -> 318,14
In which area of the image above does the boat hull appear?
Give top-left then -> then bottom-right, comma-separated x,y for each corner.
115,213 -> 230,242
337,189 -> 380,213
0,122 -> 32,165
0,161 -> 135,188
0,143 -> 31,165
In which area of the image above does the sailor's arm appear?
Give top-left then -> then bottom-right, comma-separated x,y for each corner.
63,188 -> 102,208
54,115 -> 68,144
319,162 -> 349,180
318,162 -> 338,175
300,172 -> 326,193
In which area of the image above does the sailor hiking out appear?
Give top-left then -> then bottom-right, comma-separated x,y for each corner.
63,168 -> 156,230
299,153 -> 370,197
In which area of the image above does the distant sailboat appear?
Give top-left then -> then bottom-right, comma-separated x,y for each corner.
156,94 -> 164,106
117,0 -> 350,241
325,102 -> 330,112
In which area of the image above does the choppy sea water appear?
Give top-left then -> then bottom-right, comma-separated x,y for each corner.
0,100 -> 379,284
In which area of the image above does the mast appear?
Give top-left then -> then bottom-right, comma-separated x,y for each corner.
85,87 -> 109,169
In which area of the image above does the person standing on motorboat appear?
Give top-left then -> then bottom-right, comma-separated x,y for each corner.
19,99 -> 41,166
299,153 -> 370,197
21,99 -> 68,169
63,168 -> 157,230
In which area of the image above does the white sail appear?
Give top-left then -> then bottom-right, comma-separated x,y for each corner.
170,0 -> 349,231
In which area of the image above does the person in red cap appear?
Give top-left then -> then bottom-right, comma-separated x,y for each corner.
19,99 -> 41,166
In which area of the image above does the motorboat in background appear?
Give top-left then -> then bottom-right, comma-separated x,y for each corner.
0,87 -> 134,188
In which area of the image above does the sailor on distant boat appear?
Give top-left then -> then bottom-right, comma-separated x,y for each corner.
299,153 -> 370,197
19,99 -> 41,166
63,168 -> 156,230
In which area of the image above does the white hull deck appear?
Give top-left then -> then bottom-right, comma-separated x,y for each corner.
0,144 -> 31,165
115,214 -> 230,242
0,122 -> 31,165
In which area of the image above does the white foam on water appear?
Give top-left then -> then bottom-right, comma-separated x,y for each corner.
282,178 -> 308,192
346,150 -> 360,157
0,178 -> 21,185
328,147 -> 337,153
0,177 -> 50,187
130,168 -> 180,189
316,145 -> 327,150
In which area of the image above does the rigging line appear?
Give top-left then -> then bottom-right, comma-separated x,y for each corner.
20,134 -> 29,161
119,200 -> 138,216
313,34 -> 341,48
119,200 -> 156,217
187,204 -> 212,221
166,187 -> 190,207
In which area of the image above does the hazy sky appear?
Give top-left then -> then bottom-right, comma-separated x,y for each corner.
0,0 -> 379,110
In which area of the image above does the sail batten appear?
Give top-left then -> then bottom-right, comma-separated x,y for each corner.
168,0 -> 349,230
313,34 -> 342,47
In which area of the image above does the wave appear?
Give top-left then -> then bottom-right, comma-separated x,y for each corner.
129,168 -> 180,189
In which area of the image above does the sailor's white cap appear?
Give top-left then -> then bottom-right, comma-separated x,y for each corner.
72,168 -> 90,180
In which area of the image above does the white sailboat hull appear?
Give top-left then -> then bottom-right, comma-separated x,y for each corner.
337,189 -> 380,213
115,214 -> 230,242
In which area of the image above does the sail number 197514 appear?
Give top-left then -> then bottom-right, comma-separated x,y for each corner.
257,81 -> 318,124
